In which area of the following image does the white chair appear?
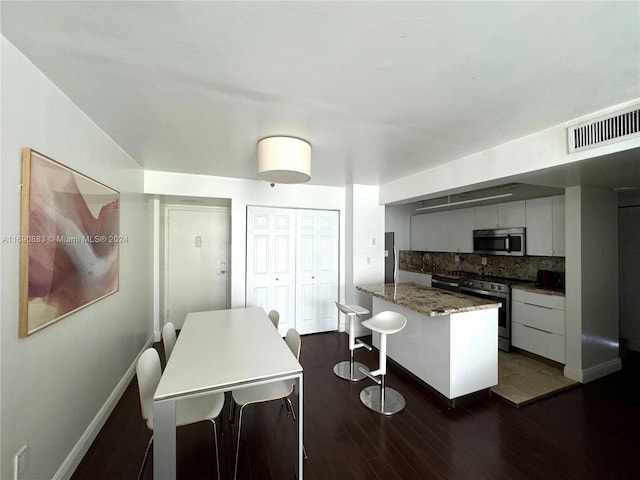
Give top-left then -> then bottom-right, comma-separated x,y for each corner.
268,309 -> 280,330
136,348 -> 224,480
230,328 -> 304,479
358,311 -> 407,415
161,322 -> 177,363
334,302 -> 372,381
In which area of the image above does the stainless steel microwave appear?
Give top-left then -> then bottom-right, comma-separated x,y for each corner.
473,227 -> 526,256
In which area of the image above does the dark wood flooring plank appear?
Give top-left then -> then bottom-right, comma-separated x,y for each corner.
71,334 -> 640,480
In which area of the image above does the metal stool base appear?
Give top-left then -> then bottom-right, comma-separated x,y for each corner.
360,385 -> 406,415
333,361 -> 369,381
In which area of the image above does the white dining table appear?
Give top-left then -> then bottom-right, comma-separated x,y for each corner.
153,307 -> 304,479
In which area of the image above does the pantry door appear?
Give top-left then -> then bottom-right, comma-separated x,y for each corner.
165,206 -> 229,329
246,207 -> 296,335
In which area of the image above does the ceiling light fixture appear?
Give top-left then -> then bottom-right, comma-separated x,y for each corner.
415,193 -> 514,212
257,136 -> 311,184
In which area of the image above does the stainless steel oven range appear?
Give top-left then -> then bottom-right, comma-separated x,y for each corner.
431,274 -> 461,293
431,271 -> 477,293
460,277 -> 515,352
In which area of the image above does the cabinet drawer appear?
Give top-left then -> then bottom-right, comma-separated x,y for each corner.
512,322 -> 565,363
512,288 -> 565,310
512,300 -> 565,335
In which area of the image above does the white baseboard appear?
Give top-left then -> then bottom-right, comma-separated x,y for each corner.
563,365 -> 584,383
564,357 -> 622,384
582,357 -> 622,383
53,335 -> 154,480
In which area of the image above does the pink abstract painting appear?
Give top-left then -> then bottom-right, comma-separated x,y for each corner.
19,149 -> 120,337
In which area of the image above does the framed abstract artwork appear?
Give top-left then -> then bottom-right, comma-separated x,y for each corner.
19,148 -> 120,337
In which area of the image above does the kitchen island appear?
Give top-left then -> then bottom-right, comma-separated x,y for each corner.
357,283 -> 500,401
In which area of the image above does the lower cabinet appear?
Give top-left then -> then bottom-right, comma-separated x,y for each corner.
511,288 -> 566,363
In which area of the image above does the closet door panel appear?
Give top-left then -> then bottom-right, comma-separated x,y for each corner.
248,206 -> 339,335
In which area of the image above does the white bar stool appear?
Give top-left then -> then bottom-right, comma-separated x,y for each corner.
358,311 -> 407,415
334,302 -> 372,381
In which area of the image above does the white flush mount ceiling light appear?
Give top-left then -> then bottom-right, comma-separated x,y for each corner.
257,136 -> 311,184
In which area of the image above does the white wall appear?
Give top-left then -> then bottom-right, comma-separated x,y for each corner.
347,185 -> 385,334
144,170 -> 347,333
620,205 -> 640,351
384,203 -> 414,251
1,37 -> 151,480
379,100 -> 640,206
564,186 -> 621,382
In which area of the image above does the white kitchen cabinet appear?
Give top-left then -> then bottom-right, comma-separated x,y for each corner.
410,212 -> 444,251
525,197 -> 553,256
426,211 -> 450,251
452,208 -> 475,253
525,195 -> 565,257
414,197 -> 564,256
410,213 -> 429,251
410,208 -> 474,253
498,201 -> 526,228
512,288 -> 566,363
475,201 -> 526,229
474,205 -> 499,229
552,195 -> 566,256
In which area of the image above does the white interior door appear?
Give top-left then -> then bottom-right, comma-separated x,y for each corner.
246,207 -> 296,334
165,206 -> 229,329
296,209 -> 339,335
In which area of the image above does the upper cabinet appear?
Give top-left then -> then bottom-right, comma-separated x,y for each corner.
525,197 -> 552,255
552,196 -> 566,257
475,201 -> 526,229
498,201 -> 526,227
474,205 -> 499,229
411,208 -> 474,253
410,196 -> 565,257
450,208 -> 475,252
525,195 -> 565,256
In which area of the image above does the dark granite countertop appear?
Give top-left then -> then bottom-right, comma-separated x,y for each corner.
356,282 -> 501,317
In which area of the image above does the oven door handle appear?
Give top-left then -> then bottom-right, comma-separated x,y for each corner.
432,279 -> 459,288
505,235 -> 511,253
460,286 -> 508,299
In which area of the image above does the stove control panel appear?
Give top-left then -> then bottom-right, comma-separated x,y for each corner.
460,279 -> 508,293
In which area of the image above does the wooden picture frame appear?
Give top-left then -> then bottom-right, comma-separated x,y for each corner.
19,148 -> 120,337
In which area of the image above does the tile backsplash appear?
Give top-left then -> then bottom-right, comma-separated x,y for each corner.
399,250 -> 564,281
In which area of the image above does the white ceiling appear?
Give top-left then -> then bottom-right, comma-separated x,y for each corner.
1,1 -> 639,193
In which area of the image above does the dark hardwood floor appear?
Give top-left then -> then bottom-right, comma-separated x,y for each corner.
71,333 -> 640,480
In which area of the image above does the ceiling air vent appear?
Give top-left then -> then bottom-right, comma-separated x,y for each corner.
568,105 -> 640,153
